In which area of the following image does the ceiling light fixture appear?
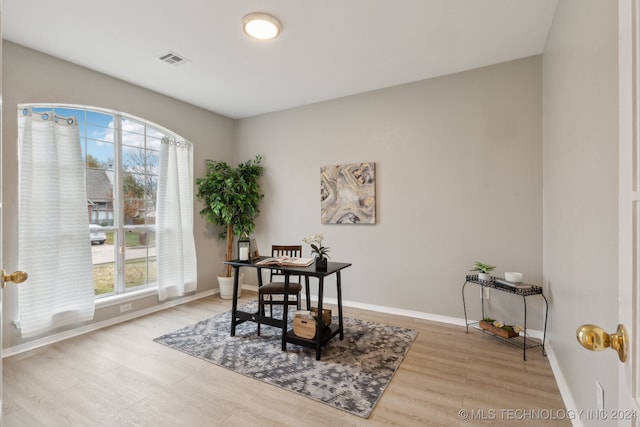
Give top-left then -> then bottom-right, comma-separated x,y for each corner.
242,12 -> 282,40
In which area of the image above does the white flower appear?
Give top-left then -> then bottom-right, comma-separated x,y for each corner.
303,232 -> 330,259
514,326 -> 523,334
303,232 -> 324,246
493,320 -> 504,328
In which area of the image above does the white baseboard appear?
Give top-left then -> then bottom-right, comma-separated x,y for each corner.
3,289 -> 218,358
3,285 -> 544,354
545,344 -> 582,427
242,284 -> 545,338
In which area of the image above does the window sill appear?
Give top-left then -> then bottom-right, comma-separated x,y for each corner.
95,287 -> 157,310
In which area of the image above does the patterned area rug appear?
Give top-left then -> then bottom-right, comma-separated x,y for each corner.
153,301 -> 418,418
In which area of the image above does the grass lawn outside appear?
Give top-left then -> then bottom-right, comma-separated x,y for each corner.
94,230 -> 157,295
93,258 -> 157,295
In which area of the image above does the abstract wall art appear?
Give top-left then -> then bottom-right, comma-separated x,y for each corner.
320,162 -> 376,224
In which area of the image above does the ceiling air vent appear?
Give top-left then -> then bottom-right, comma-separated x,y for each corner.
157,51 -> 190,67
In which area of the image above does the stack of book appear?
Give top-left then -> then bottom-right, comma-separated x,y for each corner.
255,256 -> 314,267
494,278 -> 532,290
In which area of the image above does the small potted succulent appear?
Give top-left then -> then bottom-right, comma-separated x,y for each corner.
470,261 -> 495,281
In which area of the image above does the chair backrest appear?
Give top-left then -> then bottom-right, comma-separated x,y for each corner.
270,245 -> 303,282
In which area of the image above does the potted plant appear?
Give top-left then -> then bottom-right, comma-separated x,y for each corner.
303,232 -> 330,271
196,155 -> 264,298
470,261 -> 495,281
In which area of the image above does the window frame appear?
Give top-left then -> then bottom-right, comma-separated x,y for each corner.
23,103 -> 185,302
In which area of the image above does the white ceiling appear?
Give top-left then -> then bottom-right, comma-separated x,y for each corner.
3,0 -> 558,119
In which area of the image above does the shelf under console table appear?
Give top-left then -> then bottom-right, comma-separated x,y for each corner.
461,274 -> 548,361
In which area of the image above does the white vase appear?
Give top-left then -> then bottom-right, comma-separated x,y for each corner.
218,273 -> 243,299
477,272 -> 492,281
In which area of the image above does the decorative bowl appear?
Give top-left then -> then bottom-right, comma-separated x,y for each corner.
504,272 -> 522,283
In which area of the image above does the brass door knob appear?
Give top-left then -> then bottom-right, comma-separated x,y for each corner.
576,324 -> 628,363
1,269 -> 28,288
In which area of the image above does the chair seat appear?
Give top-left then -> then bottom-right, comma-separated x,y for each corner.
260,281 -> 302,295
257,245 -> 306,336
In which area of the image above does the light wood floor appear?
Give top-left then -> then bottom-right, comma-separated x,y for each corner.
2,291 -> 569,426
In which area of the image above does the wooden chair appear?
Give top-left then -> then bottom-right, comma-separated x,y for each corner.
257,245 -> 310,335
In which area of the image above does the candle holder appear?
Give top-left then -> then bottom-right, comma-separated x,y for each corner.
237,233 -> 251,262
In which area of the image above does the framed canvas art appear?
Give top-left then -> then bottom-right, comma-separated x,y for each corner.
320,162 -> 376,224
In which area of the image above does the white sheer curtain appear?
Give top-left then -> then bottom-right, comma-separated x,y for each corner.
17,107 -> 95,337
156,137 -> 197,301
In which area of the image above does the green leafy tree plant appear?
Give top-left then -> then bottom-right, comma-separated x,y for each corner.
196,155 -> 264,277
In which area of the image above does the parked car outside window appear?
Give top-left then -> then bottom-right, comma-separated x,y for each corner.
90,224 -> 106,245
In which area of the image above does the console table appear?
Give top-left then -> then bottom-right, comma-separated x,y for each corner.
461,274 -> 548,360
224,258 -> 352,360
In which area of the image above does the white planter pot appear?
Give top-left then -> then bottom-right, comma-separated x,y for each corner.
477,272 -> 492,281
218,273 -> 243,299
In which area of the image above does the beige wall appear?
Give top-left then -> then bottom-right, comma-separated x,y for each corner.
2,41 -> 235,349
2,42 -> 546,352
236,56 -> 544,325
543,0 -> 619,419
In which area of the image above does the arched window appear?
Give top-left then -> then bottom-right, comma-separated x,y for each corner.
16,104 -> 196,336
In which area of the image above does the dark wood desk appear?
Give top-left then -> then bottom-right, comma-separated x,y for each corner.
224,257 -> 352,360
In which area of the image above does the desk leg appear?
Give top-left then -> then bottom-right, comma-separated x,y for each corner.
231,265 -> 240,337
304,276 -> 311,311
256,267 -> 264,336
282,274 -> 290,352
315,276 -> 325,360
336,271 -> 344,340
